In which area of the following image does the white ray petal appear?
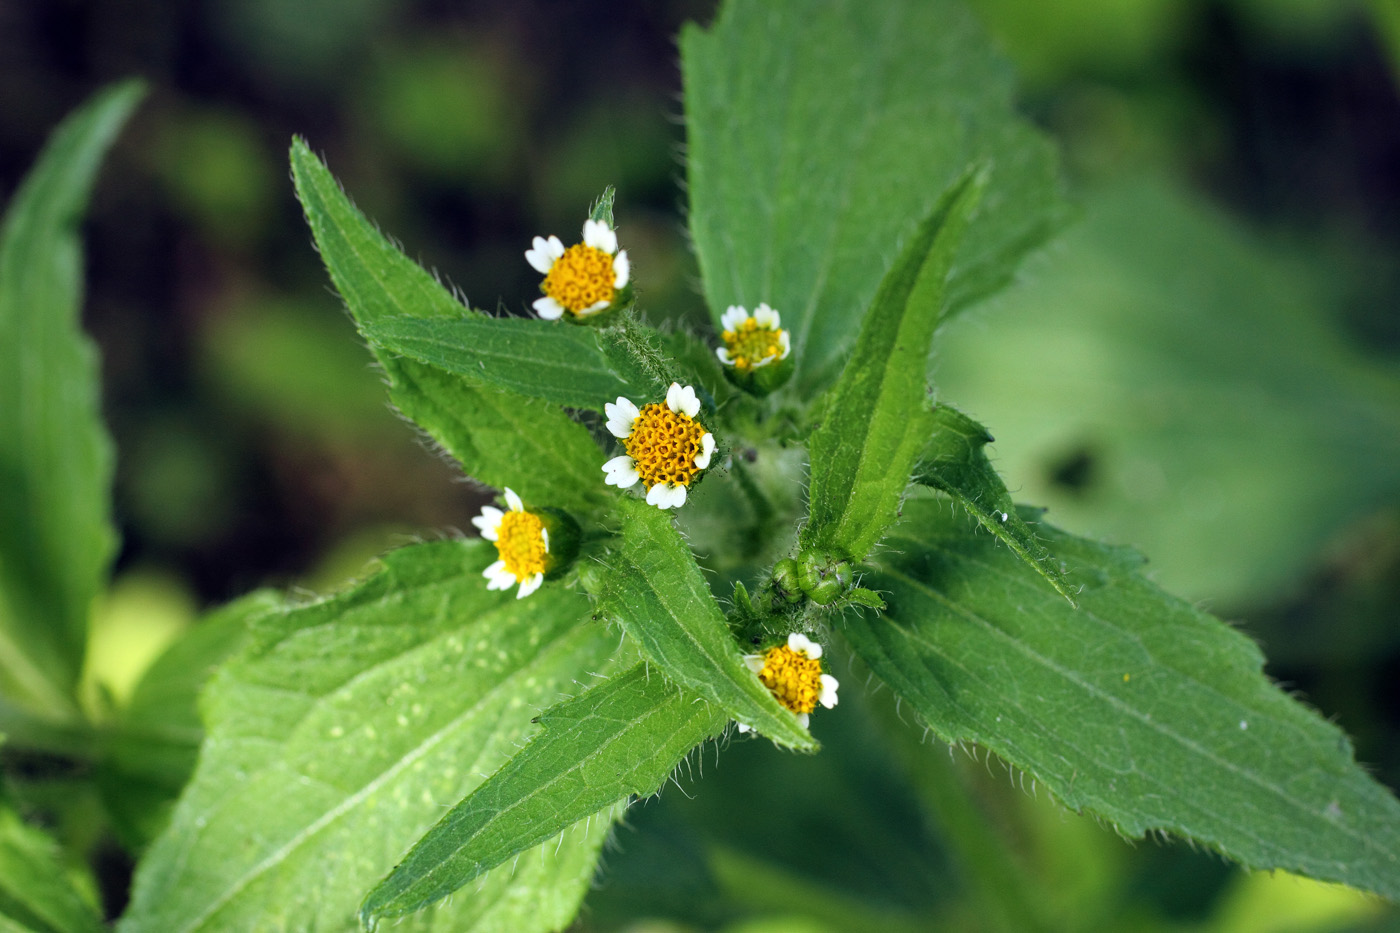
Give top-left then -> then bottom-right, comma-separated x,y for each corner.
517,573 -> 544,599
503,487 -> 524,512
612,250 -> 630,289
471,506 -> 504,540
604,397 -> 639,437
602,456 -> 639,489
788,632 -> 822,659
695,432 -> 715,469
534,296 -> 565,320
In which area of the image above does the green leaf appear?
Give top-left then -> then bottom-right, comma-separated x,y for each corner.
0,801 -> 103,933
362,663 -> 727,923
845,494 -> 1400,898
802,172 -> 985,562
97,591 -> 277,850
932,178 -> 1400,606
681,0 -> 1065,396
119,539 -> 627,932
289,139 -> 607,513
0,81 -> 143,717
594,499 -> 815,750
360,314 -> 660,411
913,404 -> 1074,603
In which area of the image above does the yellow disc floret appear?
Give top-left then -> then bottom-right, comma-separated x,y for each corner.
542,243 -> 616,314
721,318 -> 784,372
495,510 -> 548,581
756,641 -> 826,716
623,404 -> 707,488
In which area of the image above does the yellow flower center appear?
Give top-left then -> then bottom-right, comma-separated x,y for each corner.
721,318 -> 784,372
541,243 -> 616,314
624,404 -> 707,489
496,510 -> 548,581
756,643 -> 825,715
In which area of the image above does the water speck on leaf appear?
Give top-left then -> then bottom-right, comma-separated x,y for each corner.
1239,720 -> 1248,730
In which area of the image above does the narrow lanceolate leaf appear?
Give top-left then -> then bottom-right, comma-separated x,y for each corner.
289,140 -> 607,513
119,540 -> 626,933
0,81 -> 142,717
681,0 -> 1065,396
912,405 -> 1073,603
0,802 -> 104,933
362,664 -> 727,923
802,172 -> 984,562
360,314 -> 659,411
846,495 -> 1400,899
595,499 -> 814,750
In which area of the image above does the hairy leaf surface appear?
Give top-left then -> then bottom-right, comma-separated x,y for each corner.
803,173 -> 983,561
913,405 -> 1073,602
361,315 -> 660,411
290,140 -> 606,513
120,540 -> 624,932
0,802 -> 103,933
682,0 -> 1065,396
363,664 -> 726,923
0,82 -> 141,716
595,499 -> 814,750
846,495 -> 1400,898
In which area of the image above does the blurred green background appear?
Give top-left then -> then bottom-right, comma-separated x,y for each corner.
2,0 -> 1398,930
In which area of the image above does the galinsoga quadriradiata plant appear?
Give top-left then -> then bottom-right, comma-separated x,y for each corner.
3,1 -> 1398,931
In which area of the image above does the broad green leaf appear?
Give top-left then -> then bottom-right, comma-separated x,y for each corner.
913,405 -> 1074,602
595,499 -> 814,750
289,140 -> 607,513
802,173 -> 985,562
845,494 -> 1400,898
681,0 -> 1065,397
97,591 -> 277,850
362,663 -> 727,923
0,801 -> 103,933
360,314 -> 660,411
119,539 -> 626,932
0,81 -> 143,716
933,178 -> 1400,606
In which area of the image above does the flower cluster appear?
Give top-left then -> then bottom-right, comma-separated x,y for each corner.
525,219 -> 629,320
603,382 -> 715,510
738,633 -> 840,732
472,487 -> 549,600
716,303 -> 790,372
481,206 -> 834,731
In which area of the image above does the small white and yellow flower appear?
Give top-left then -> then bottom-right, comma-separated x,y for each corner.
716,303 -> 791,372
471,487 -> 549,599
525,218 -> 631,320
602,382 -> 715,510
736,632 -> 839,732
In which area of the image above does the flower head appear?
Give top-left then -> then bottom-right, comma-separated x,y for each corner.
716,303 -> 791,373
737,632 -> 839,732
525,218 -> 630,320
471,487 -> 549,599
602,382 -> 715,510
